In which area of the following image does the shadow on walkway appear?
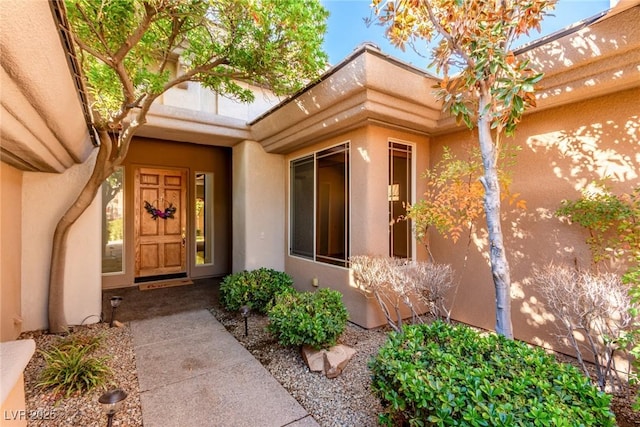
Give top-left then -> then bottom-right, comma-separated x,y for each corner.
102,278 -> 221,323
102,278 -> 319,426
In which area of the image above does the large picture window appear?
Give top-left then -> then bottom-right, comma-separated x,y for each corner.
290,143 -> 350,267
290,156 -> 314,258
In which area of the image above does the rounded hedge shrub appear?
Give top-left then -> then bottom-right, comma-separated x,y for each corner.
219,268 -> 294,313
267,288 -> 348,350
369,321 -> 615,426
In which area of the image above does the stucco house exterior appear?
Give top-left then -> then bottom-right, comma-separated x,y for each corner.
1,0 -> 639,362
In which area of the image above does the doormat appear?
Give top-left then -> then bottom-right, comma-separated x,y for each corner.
139,279 -> 193,291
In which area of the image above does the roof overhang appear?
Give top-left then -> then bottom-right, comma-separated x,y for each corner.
132,104 -> 251,147
0,0 -> 93,172
252,3 -> 640,146
2,1 -> 636,165
250,47 -> 443,154
521,1 -> 640,113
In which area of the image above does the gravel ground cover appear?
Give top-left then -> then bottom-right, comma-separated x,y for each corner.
19,308 -> 640,426
210,307 -> 640,427
20,323 -> 142,427
208,306 -> 388,427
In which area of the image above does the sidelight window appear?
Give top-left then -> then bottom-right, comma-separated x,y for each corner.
102,167 -> 125,274
389,142 -> 412,259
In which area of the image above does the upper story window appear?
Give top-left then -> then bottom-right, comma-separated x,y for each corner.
290,143 -> 350,267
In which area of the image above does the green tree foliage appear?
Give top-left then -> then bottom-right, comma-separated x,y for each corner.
556,184 -> 640,273
409,145 -> 524,247
48,0 -> 329,332
67,0 -> 328,123
371,0 -> 556,337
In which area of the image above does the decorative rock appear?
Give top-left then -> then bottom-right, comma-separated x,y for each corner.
301,345 -> 325,372
324,345 -> 356,379
301,344 -> 356,378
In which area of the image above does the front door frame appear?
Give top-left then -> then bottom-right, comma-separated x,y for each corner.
134,166 -> 189,281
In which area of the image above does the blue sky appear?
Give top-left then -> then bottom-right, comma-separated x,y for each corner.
320,0 -> 612,68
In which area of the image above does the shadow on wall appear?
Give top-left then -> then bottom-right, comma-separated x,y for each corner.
427,89 -> 639,356
512,90 -> 639,352
510,3 -> 640,350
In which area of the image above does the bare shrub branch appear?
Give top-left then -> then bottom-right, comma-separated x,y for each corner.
533,263 -> 636,393
407,261 -> 455,319
351,255 -> 454,332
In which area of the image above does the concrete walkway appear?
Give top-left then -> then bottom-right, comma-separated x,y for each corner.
131,309 -> 319,427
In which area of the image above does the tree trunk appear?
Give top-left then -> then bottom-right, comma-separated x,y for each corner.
48,141 -> 113,333
477,93 -> 513,338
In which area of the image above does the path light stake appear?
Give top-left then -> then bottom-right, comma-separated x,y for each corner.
109,296 -> 123,327
99,388 -> 127,427
240,305 -> 250,336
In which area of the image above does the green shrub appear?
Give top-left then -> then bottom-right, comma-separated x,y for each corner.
267,288 -> 348,350
369,321 -> 615,426
38,335 -> 111,399
219,268 -> 294,313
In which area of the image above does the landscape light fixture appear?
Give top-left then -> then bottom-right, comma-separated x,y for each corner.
109,296 -> 123,327
98,388 -> 127,427
240,305 -> 250,336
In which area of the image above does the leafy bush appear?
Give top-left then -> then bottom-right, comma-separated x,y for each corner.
369,321 -> 615,426
38,335 -> 111,399
267,288 -> 348,350
220,268 -> 294,313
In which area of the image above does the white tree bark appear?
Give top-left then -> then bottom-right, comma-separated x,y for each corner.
477,92 -> 513,338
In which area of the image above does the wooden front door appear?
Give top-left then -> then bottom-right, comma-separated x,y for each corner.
135,167 -> 187,278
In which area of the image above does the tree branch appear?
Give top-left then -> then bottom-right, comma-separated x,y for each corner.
157,17 -> 187,75
74,2 -> 112,56
168,58 -> 229,89
112,60 -> 138,107
422,0 -> 476,70
71,33 -> 112,66
112,1 -> 157,63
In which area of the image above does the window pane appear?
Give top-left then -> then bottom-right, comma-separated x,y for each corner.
195,172 -> 213,265
102,168 -> 124,274
316,145 -> 349,266
389,143 -> 412,259
290,156 -> 314,258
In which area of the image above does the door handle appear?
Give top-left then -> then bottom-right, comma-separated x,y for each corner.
182,228 -> 186,247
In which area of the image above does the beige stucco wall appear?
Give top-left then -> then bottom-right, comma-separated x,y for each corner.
1,163 -> 23,341
430,87 -> 640,350
0,0 -> 94,173
0,373 -> 27,426
284,125 -> 429,328
161,79 -> 282,123
21,151 -> 101,332
232,140 -> 285,272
